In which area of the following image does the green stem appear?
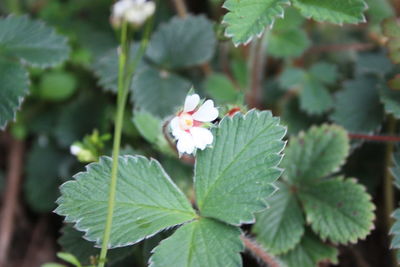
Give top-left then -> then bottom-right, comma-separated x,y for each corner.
98,21 -> 129,267
6,0 -> 21,14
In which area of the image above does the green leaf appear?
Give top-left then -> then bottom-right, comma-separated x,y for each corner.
253,182 -> 305,254
380,85 -> 400,119
195,110 -> 286,225
279,230 -> 338,267
222,0 -> 290,46
299,77 -> 333,115
133,111 -> 162,144
57,252 -> 82,267
391,148 -> 400,190
268,29 -> 310,58
92,44 -> 144,93
0,15 -> 70,67
388,74 -> 400,90
41,264 -> 67,267
283,124 -> 349,184
331,75 -> 384,133
147,15 -> 216,69
278,67 -> 306,89
0,59 -> 29,130
390,209 -> 400,262
59,225 -> 134,266
355,52 -> 393,76
24,141 -> 65,213
131,66 -> 191,118
365,0 -> 394,25
149,218 -> 243,267
299,177 -> 375,244
55,156 -> 196,248
309,62 -> 338,84
204,73 -> 241,104
382,18 -> 400,64
292,0 -> 367,24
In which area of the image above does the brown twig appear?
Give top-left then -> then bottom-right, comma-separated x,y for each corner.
241,235 -> 280,267
0,138 -> 25,266
348,133 -> 400,143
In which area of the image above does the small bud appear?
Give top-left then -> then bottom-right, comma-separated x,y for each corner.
111,0 -> 155,28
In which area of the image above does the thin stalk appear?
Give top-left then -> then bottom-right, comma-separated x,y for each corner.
171,0 -> 188,18
241,235 -> 280,267
98,21 -> 129,267
348,133 -> 400,143
383,116 -> 397,267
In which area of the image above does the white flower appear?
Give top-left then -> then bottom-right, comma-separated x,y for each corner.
112,0 -> 155,27
170,94 -> 219,155
70,144 -> 82,156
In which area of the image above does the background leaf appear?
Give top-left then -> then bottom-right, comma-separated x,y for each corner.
146,15 -> 216,69
222,0 -> 290,46
150,218 -> 243,267
292,0 -> 367,24
55,156 -> 196,248
299,177 -> 375,244
204,73 -> 241,104
0,59 -> 29,130
331,75 -> 384,133
382,18 -> 400,64
195,110 -> 286,225
380,85 -> 400,119
0,15 -> 70,67
253,182 -> 305,254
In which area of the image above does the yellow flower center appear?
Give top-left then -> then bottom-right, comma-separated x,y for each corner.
179,113 -> 194,130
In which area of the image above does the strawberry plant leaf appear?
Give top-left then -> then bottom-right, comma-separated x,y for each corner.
269,29 -> 310,58
55,156 -> 196,248
253,182 -> 305,254
195,110 -> 286,225
146,15 -> 216,69
390,209 -> 400,262
222,0 -> 290,46
282,124 -> 349,184
149,218 -> 243,267
331,75 -> 384,133
131,66 -> 191,118
0,15 -> 70,68
380,85 -> 400,119
0,58 -> 30,130
299,177 -> 375,244
382,18 -> 400,64
279,230 -> 338,267
292,0 -> 367,24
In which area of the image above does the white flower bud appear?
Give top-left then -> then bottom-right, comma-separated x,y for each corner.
111,0 -> 155,27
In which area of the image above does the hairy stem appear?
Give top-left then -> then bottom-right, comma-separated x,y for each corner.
247,29 -> 268,109
241,235 -> 280,267
383,116 -> 397,267
348,133 -> 400,143
0,137 -> 24,266
98,21 -> 129,267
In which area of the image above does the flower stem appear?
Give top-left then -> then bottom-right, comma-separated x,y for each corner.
98,20 -> 129,267
240,235 -> 280,267
348,133 -> 400,143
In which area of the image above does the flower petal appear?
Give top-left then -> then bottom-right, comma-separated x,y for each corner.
190,127 -> 213,150
176,131 -> 195,154
192,100 -> 219,122
184,94 -> 200,112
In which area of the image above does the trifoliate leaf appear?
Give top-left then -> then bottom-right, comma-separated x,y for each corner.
24,141 -> 65,213
309,62 -> 338,84
331,75 -> 384,133
55,156 -> 196,248
149,218 -> 243,267
269,29 -> 310,58
380,85 -> 400,119
195,110 -> 286,225
92,44 -> 144,93
292,0 -> 367,25
59,225 -> 134,266
131,66 -> 191,118
253,182 -> 305,254
382,18 -> 400,64
146,15 -> 216,69
0,15 -> 70,67
0,59 -> 29,130
299,177 -> 375,244
283,124 -> 349,184
222,0 -> 290,46
355,52 -> 393,76
279,230 -> 338,267
390,209 -> 400,262
204,73 -> 241,104
278,67 -> 306,89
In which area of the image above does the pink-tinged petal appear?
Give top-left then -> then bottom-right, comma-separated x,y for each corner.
184,94 -> 200,112
176,131 -> 195,154
192,100 -> 219,122
190,127 -> 213,150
